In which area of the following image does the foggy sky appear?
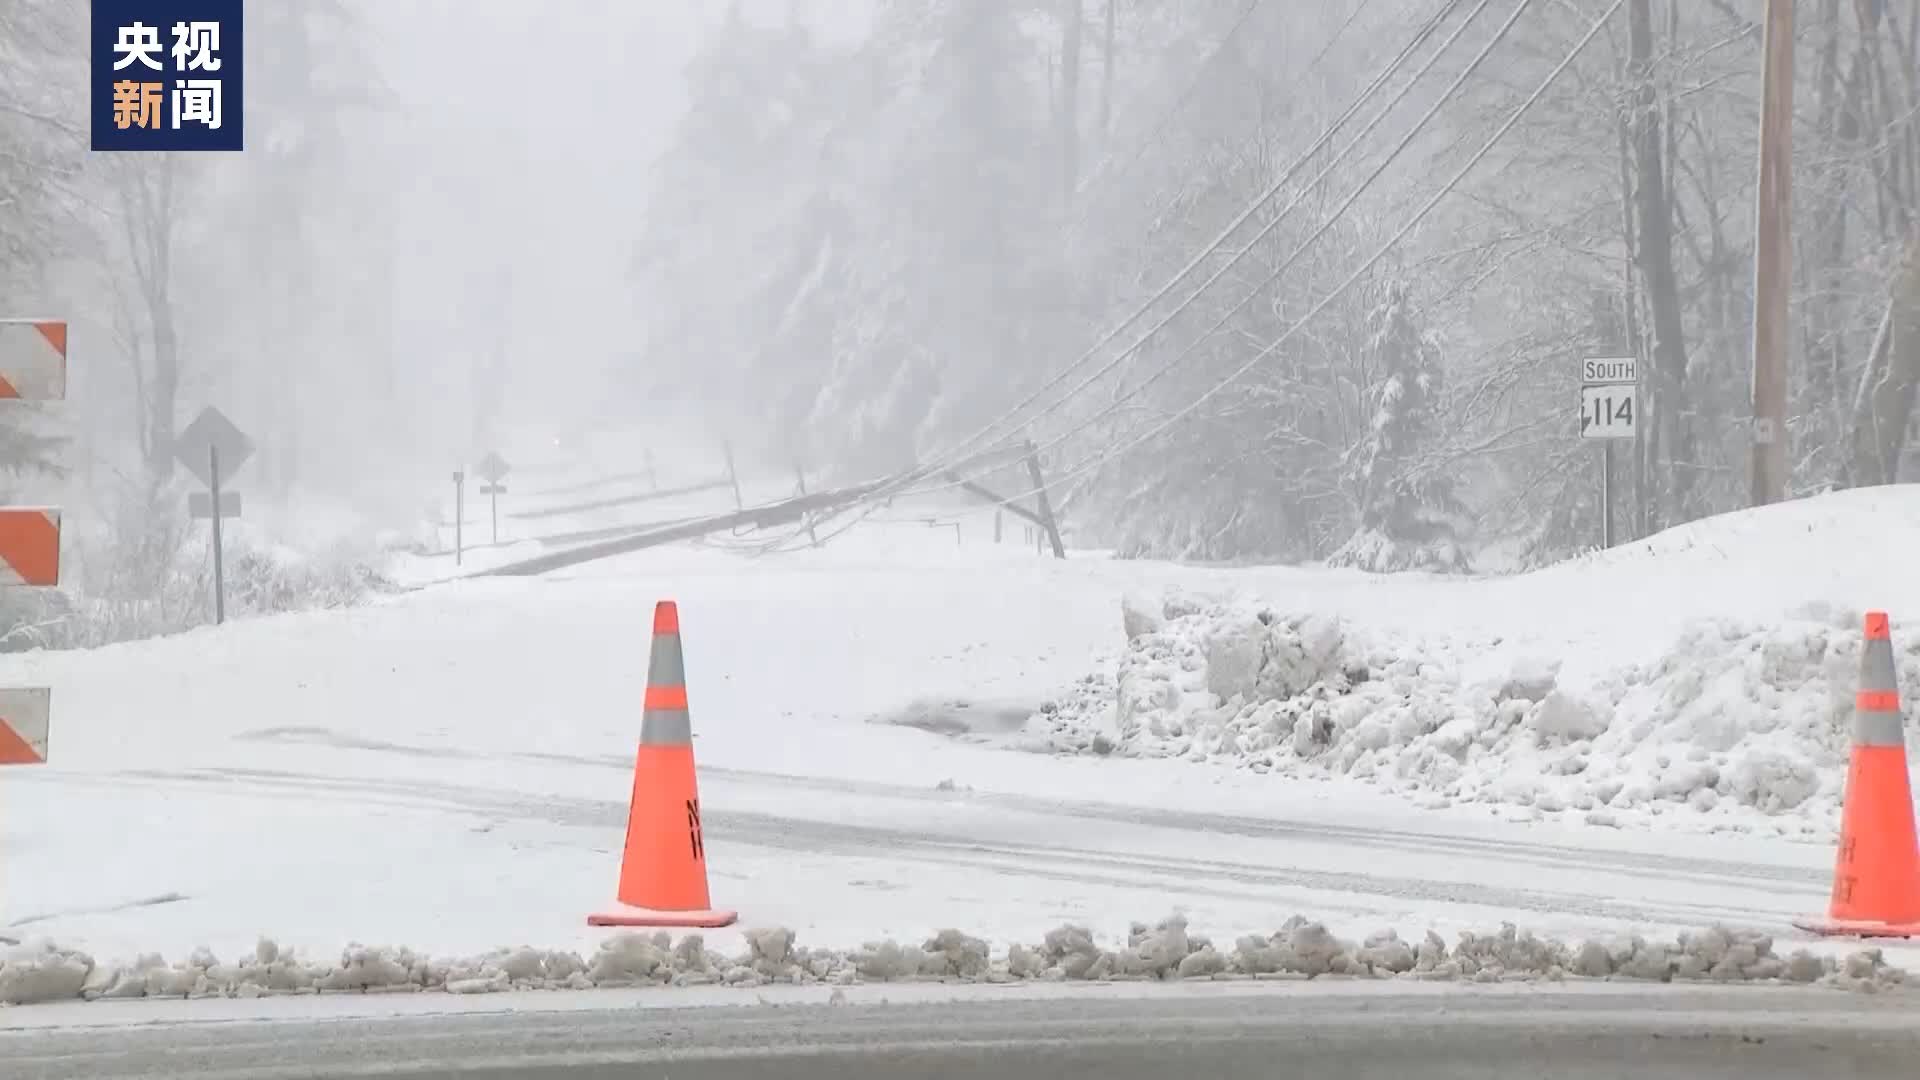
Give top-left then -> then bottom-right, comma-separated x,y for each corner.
354,1 -> 875,458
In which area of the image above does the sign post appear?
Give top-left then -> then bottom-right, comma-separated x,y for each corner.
209,443 -> 224,623
174,405 -> 253,625
453,470 -> 465,566
1580,357 -> 1639,549
476,451 -> 511,545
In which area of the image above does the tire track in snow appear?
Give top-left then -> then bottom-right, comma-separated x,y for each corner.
695,764 -> 1829,891
233,724 -> 1829,892
4,893 -> 191,932
41,765 -> 1809,933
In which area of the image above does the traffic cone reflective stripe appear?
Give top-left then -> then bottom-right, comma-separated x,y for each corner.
1794,611 -> 1920,938
639,602 -> 693,740
588,600 -> 738,930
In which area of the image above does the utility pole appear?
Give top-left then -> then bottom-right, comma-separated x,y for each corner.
1060,0 -> 1084,202
1749,0 -> 1794,507
1099,0 -> 1116,143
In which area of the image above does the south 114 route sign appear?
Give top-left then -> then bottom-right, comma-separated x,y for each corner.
1580,356 -> 1637,440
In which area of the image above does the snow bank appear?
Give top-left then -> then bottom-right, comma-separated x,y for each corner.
1022,590 -> 1920,836
0,915 -> 1905,1008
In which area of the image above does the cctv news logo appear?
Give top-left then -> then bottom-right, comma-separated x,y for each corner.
90,0 -> 244,151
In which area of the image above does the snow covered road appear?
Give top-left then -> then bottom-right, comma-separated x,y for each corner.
0,708 -> 1859,972
5,489 -> 1920,1007
43,746 -> 1828,927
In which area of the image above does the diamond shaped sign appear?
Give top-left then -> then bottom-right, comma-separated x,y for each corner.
475,451 -> 511,485
175,406 -> 255,489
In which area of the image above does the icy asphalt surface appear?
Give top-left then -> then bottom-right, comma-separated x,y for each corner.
6,984 -> 1918,1079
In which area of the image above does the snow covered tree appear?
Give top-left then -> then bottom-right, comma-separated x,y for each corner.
632,1 -> 1920,567
100,153 -> 197,481
1068,1 -> 1391,563
636,0 -> 1071,475
229,0 -> 392,497
0,0 -> 79,480
634,14 -> 852,457
1328,282 -> 1471,573
808,0 -> 1063,473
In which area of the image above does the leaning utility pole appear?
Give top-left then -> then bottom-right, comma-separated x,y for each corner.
1749,0 -> 1794,507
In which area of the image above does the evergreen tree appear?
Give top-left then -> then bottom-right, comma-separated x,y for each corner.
1329,282 -> 1471,573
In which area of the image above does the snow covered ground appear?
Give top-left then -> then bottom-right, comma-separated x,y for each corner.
1017,488 -> 1920,839
2,484 -> 1919,1013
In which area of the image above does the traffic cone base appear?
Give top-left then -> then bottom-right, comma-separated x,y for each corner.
587,601 -> 737,930
1790,916 -> 1920,939
589,904 -> 739,929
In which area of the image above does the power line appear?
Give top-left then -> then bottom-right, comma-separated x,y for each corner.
1072,0 -> 1272,201
969,0 -> 1628,521
1132,0 -> 1381,230
825,0 -> 1469,525
868,0 -> 1512,512
936,0 -> 1460,477
1076,0 -> 1380,203
788,0 -> 1627,555
749,0 -> 1481,555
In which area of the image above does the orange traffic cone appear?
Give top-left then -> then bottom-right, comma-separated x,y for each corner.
588,600 -> 738,929
1794,611 -> 1920,938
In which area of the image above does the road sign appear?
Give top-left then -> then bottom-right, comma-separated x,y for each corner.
189,491 -> 243,520
0,317 -> 61,770
176,406 -> 251,625
1580,356 -> 1638,441
0,687 -> 50,764
473,453 -> 511,544
476,451 -> 511,485
1581,356 -> 1640,551
0,320 -> 66,400
1580,384 -> 1637,440
0,508 -> 59,586
1581,356 -> 1637,385
175,406 -> 254,488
